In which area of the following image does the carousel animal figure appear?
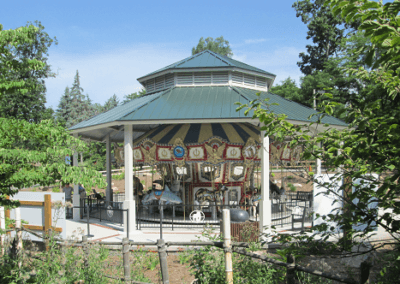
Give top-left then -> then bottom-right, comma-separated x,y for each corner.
133,176 -> 144,203
239,187 -> 261,217
240,180 -> 286,218
194,184 -> 228,213
141,180 -> 182,218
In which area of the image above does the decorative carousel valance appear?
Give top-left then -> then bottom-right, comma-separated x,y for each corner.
132,123 -> 261,166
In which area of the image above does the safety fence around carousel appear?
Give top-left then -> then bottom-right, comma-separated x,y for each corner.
79,191 -> 314,230
136,191 -> 314,230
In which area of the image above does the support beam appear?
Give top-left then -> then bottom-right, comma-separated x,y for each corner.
72,134 -> 80,220
260,131 -> 271,234
123,125 -> 136,236
105,134 -> 113,203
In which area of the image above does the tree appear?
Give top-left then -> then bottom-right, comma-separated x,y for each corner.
293,0 -> 356,75
122,88 -> 146,104
55,86 -> 72,127
238,0 -> 400,280
0,25 -> 106,208
192,36 -> 233,57
269,77 -> 302,103
103,94 -> 119,112
0,21 -> 56,122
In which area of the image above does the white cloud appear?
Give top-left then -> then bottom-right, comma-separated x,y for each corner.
45,44 -> 189,108
244,38 -> 267,44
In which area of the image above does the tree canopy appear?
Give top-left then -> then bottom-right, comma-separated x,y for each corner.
192,36 -> 233,57
0,21 -> 55,122
238,0 -> 400,280
0,23 -> 106,207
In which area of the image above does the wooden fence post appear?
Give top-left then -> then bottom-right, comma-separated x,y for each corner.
82,235 -> 89,269
0,206 -> 5,256
222,209 -> 233,284
44,194 -> 51,235
286,253 -> 295,284
359,260 -> 371,284
5,196 -> 10,236
122,237 -> 131,282
157,239 -> 170,284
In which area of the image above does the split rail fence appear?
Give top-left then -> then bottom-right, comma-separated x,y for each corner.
2,209 -> 373,284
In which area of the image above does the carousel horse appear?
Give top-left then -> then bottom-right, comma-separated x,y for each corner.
141,182 -> 182,216
194,184 -> 228,213
133,176 -> 144,203
240,180 -> 286,218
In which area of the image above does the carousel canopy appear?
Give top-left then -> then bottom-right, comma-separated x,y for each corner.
133,122 -> 260,146
69,86 -> 347,142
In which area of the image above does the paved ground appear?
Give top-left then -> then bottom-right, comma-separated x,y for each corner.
66,216 -> 396,245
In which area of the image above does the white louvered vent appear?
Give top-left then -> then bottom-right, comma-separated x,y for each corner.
232,72 -> 243,84
177,73 -> 193,85
212,71 -> 229,84
244,74 -> 256,86
155,76 -> 165,91
194,72 -> 212,84
165,74 -> 174,88
256,76 -> 268,88
146,78 -> 155,93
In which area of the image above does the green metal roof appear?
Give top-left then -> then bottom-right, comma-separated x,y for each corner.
69,86 -> 346,132
138,50 -> 276,80
68,91 -> 166,130
119,86 -> 346,126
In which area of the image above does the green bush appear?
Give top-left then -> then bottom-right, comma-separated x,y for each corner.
188,225 -> 284,283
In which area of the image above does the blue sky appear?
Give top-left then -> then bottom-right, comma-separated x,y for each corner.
3,0 -> 310,109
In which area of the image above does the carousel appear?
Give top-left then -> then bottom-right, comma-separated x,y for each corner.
69,50 -> 347,233
114,123 -> 304,226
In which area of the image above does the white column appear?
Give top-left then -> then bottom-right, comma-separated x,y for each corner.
73,133 -> 81,220
260,131 -> 271,234
105,134 -> 113,204
123,125 -> 136,236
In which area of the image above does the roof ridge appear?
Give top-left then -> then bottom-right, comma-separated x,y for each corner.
204,50 -> 235,67
174,51 -> 205,68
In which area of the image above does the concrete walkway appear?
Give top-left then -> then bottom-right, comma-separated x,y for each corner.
66,217 -> 396,245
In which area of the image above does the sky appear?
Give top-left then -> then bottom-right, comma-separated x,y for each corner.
2,0 -> 310,110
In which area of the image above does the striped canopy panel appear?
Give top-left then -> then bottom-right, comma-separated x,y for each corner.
132,123 -> 262,165
133,123 -> 260,146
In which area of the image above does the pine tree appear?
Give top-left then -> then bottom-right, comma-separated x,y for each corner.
103,94 -> 120,111
55,87 -> 72,127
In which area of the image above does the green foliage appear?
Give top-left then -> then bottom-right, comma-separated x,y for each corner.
269,77 -> 302,103
0,21 -> 55,122
192,36 -> 233,57
0,234 -> 110,283
113,171 -> 125,180
235,4 -> 400,281
0,118 -> 106,207
129,249 -> 157,282
122,88 -> 147,104
188,225 -> 284,283
293,0 -> 357,75
102,94 -> 119,111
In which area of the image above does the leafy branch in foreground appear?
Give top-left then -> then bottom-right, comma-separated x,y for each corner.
0,118 -> 106,207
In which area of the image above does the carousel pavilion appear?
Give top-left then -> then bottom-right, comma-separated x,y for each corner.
69,50 -> 346,234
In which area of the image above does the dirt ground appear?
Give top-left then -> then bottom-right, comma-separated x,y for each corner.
101,242 -> 395,284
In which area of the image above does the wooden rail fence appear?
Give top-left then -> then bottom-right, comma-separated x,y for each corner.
2,208 -> 372,284
5,194 -> 63,234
